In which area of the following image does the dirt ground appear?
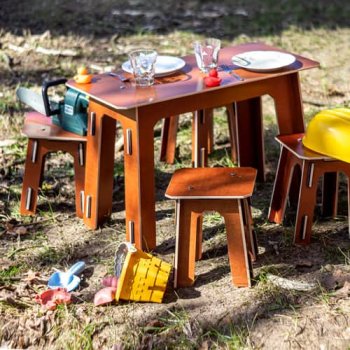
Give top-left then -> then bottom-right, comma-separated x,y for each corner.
1,1 -> 350,349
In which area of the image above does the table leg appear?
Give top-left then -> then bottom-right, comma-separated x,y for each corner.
160,115 -> 179,164
271,73 -> 305,134
235,97 -> 265,182
192,109 -> 210,167
121,116 -> 157,251
84,104 -> 116,229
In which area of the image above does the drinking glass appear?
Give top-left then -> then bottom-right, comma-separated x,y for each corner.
193,38 -> 221,73
129,49 -> 158,87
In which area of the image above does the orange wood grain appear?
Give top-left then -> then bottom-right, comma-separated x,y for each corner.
65,43 -> 319,251
269,133 -> 350,245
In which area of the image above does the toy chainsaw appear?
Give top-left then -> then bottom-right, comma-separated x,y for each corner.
16,78 -> 89,136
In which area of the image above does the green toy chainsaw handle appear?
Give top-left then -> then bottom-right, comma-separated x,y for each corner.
42,78 -> 67,116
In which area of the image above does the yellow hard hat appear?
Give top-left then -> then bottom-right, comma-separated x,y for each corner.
302,108 -> 350,163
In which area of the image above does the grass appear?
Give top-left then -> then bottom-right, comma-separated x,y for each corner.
1,1 -> 350,348
205,325 -> 250,349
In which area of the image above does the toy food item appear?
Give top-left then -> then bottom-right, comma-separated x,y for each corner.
77,66 -> 89,75
204,76 -> 222,87
94,287 -> 117,306
102,275 -> 118,288
74,66 -> 92,84
35,288 -> 72,310
208,68 -> 218,78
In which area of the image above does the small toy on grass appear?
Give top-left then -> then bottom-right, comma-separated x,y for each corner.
94,276 -> 118,306
48,261 -> 86,292
35,288 -> 71,310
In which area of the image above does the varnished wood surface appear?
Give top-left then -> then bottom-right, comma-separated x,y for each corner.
276,133 -> 332,160
75,43 -> 319,251
67,42 -> 319,111
23,112 -> 86,142
165,167 -> 257,199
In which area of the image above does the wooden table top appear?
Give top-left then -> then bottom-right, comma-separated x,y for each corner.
66,42 -> 319,111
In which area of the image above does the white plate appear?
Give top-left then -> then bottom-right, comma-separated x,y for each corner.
232,51 -> 296,72
122,55 -> 186,77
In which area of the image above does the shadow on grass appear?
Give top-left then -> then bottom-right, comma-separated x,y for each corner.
1,0 -> 349,38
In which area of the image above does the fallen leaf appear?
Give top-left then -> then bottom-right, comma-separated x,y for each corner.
267,274 -> 318,291
295,259 -> 313,268
14,226 -> 28,235
23,270 -> 41,284
333,281 -> 350,298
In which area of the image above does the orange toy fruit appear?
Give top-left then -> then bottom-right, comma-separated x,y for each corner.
77,66 -> 89,75
74,66 -> 92,84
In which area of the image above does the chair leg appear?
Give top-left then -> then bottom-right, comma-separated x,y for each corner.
174,200 -> 198,288
194,214 -> 203,261
222,201 -> 252,287
72,142 -> 86,219
20,139 -> 46,215
322,172 -> 339,218
160,116 -> 179,164
241,199 -> 257,261
269,146 -> 300,224
294,161 -> 319,245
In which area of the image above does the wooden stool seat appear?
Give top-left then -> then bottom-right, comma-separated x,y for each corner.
165,167 -> 257,288
268,133 -> 350,244
20,112 -> 86,218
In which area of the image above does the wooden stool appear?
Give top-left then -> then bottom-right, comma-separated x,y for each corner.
20,112 -> 86,218
268,133 -> 350,245
165,167 -> 257,288
160,104 -> 238,167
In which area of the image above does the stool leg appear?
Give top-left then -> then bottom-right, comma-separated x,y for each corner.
242,199 -> 257,261
160,116 -> 179,164
20,139 -> 46,215
195,214 -> 203,261
269,146 -> 299,224
174,200 -> 199,288
222,201 -> 252,287
322,172 -> 338,218
72,142 -> 86,219
294,161 -> 319,245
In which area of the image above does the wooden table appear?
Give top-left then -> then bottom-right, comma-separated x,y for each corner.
66,42 -> 319,251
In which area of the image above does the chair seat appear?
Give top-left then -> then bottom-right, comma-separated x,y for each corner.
276,133 -> 333,161
165,167 -> 256,199
22,112 -> 86,142
165,166 -> 257,288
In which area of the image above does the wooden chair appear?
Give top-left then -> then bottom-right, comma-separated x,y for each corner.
20,112 -> 86,218
165,167 -> 257,288
268,133 -> 350,245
